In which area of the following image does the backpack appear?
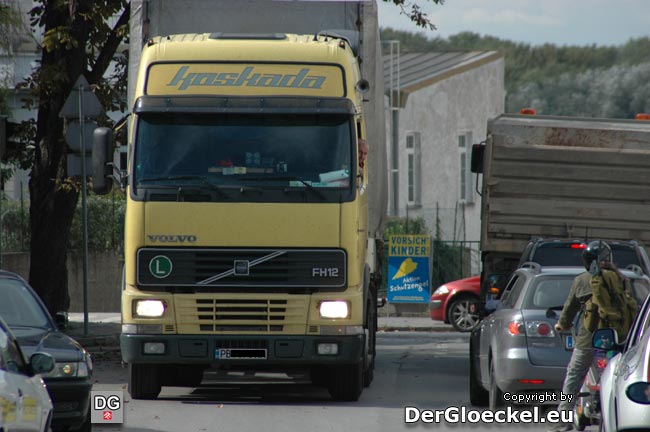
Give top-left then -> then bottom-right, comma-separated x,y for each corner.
584,269 -> 638,339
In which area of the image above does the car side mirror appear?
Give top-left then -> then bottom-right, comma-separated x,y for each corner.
55,311 -> 69,329
30,352 -> 55,375
592,328 -> 621,351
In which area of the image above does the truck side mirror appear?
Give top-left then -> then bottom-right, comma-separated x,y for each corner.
486,273 -> 506,298
470,143 -> 485,174
93,127 -> 113,194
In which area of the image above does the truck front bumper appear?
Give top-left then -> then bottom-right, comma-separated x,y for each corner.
121,333 -> 364,365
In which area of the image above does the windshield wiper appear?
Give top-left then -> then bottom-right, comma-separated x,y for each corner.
138,175 -> 228,199
241,176 -> 325,200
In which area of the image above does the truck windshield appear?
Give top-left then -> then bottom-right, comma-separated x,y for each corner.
134,113 -> 353,190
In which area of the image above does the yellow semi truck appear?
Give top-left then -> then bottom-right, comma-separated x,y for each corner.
94,1 -> 386,402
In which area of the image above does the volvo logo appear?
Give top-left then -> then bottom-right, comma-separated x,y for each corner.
233,260 -> 250,276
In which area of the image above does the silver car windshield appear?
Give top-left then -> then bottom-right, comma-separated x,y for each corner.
0,279 -> 50,328
134,113 -> 353,189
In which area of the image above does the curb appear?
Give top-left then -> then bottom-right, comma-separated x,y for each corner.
379,326 -> 457,333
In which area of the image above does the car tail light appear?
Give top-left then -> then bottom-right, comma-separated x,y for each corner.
571,243 -> 587,249
525,321 -> 556,337
508,321 -> 525,336
518,379 -> 545,384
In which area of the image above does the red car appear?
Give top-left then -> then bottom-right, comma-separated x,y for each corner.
429,275 -> 481,332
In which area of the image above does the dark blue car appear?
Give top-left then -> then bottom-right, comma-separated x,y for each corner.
0,270 -> 93,432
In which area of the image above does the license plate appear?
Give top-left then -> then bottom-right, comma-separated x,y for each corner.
215,348 -> 267,360
564,335 -> 574,350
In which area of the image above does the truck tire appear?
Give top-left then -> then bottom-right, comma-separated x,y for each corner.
129,363 -> 162,399
328,362 -> 363,401
469,338 -> 488,406
363,293 -> 377,387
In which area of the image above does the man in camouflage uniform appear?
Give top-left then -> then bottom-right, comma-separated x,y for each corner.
548,241 -> 610,432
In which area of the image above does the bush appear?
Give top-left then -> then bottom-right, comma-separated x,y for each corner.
0,190 -> 125,254
69,191 -> 125,254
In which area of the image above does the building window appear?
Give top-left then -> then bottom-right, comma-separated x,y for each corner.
406,132 -> 421,206
459,132 -> 474,203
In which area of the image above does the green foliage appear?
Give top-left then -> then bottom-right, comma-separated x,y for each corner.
383,216 -> 428,237
0,195 -> 29,252
430,240 -> 463,288
382,0 -> 444,31
0,0 -> 21,116
1,191 -> 125,254
380,29 -> 650,118
68,191 -> 126,254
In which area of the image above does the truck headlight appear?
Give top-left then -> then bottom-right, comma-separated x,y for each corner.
134,299 -> 166,318
319,301 -> 349,319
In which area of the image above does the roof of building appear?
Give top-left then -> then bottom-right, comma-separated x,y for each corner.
382,51 -> 503,94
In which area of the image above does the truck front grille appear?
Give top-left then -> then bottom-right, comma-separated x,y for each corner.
176,297 -> 308,334
137,248 -> 346,289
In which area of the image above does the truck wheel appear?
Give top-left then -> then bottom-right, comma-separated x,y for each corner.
328,362 -> 363,401
449,296 -> 481,332
363,294 -> 377,387
469,338 -> 488,406
129,363 -> 161,399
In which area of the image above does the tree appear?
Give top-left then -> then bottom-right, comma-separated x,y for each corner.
383,0 -> 444,30
0,0 -> 21,115
18,0 -> 129,315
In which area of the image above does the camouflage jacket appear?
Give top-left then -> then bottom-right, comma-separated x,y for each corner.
558,271 -> 593,350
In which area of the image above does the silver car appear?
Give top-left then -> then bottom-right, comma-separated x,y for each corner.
597,283 -> 650,431
470,265 -> 586,409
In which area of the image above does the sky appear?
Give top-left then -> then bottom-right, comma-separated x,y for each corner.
377,0 -> 650,47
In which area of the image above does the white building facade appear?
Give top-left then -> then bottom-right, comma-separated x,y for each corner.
384,51 -> 505,272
